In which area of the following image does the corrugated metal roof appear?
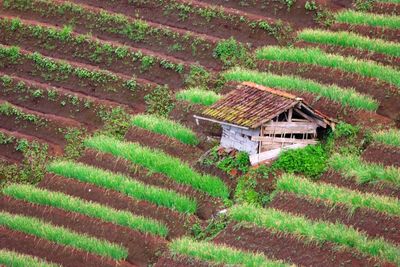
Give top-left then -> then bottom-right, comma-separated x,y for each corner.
202,82 -> 333,129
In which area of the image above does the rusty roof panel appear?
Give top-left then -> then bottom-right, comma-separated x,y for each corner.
203,82 -> 300,128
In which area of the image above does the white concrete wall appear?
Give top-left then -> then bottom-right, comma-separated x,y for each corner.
220,125 -> 259,155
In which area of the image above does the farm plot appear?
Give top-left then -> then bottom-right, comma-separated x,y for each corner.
1,0 -> 400,266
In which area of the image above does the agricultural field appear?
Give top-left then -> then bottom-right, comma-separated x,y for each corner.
0,0 -> 399,266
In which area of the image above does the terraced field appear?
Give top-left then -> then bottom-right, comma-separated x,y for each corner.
0,0 -> 399,266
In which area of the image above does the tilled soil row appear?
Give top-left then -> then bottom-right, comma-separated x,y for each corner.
38,173 -> 198,238
0,101 -> 81,146
0,74 -> 107,129
371,2 -> 400,16
330,23 -> 400,43
0,227 -> 130,267
0,127 -> 62,161
213,223 -> 386,267
0,196 -> 166,266
0,1 -> 222,70
0,17 -> 189,89
78,149 -> 224,220
68,0 -> 288,47
155,254 -> 215,267
257,60 -> 400,123
269,192 -> 400,244
295,41 -> 400,69
0,46 -> 154,110
319,170 -> 400,199
362,144 -> 400,168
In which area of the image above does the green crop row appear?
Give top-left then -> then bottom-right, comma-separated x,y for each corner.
298,29 -> 400,57
0,211 -> 128,260
131,114 -> 199,145
0,249 -> 58,267
47,160 -> 196,214
330,153 -> 400,187
256,46 -> 400,88
176,88 -> 221,106
0,17 -> 186,74
169,237 -> 289,267
372,129 -> 400,147
336,10 -> 400,29
84,135 -> 229,199
0,102 -> 45,126
3,184 -> 169,237
276,174 -> 400,216
230,204 -> 400,265
1,0 -> 212,56
224,68 -> 379,111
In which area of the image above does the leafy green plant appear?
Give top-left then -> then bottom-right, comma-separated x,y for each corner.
214,37 -> 253,68
131,114 -> 199,145
84,135 -> 229,199
272,144 -> 328,178
0,211 -> 128,260
185,65 -> 211,88
144,85 -> 174,117
63,127 -> 87,160
304,1 -> 317,11
4,184 -> 169,237
97,107 -> 131,139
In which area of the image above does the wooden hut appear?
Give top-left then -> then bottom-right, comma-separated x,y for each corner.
194,82 -> 335,165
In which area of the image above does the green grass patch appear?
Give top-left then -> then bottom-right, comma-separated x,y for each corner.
176,88 -> 221,106
0,249 -> 58,267
272,145 -> 328,178
336,10 -> 400,29
84,135 -> 229,199
256,46 -> 400,88
131,114 -> 199,145
276,174 -> 400,216
330,153 -> 400,187
3,183 -> 168,237
170,237 -> 288,267
298,29 -> 400,57
372,129 -> 400,147
230,204 -> 400,265
224,68 -> 378,111
47,160 -> 196,214
0,211 -> 128,260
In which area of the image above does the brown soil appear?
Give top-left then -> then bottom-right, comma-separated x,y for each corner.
125,127 -> 203,163
319,170 -> 400,199
78,149 -> 223,220
0,46 -> 152,111
0,196 -> 166,266
269,192 -> 400,244
257,60 -> 400,124
0,103 -> 81,146
0,127 -> 63,159
155,254 -> 214,267
0,18 -> 188,89
214,223 -> 389,267
0,74 -> 105,129
295,41 -> 400,69
362,144 -> 400,168
330,23 -> 400,43
38,173 -> 197,238
68,0 -> 284,47
0,4 -> 221,71
371,2 -> 400,16
0,227 -> 129,267
198,0 -> 347,29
